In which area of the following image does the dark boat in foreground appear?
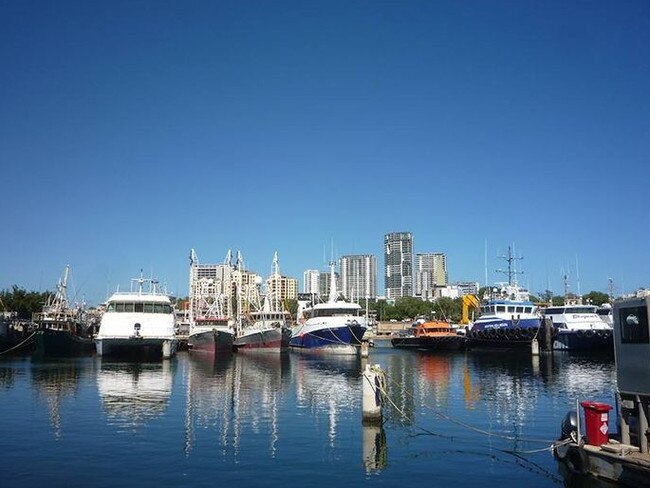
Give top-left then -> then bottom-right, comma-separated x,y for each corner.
32,265 -> 94,357
391,320 -> 466,351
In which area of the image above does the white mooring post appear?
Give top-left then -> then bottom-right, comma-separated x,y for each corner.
531,337 -> 539,356
362,364 -> 384,424
361,339 -> 369,358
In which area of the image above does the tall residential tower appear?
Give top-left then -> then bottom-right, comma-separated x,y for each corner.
340,254 -> 377,301
384,232 -> 413,299
415,252 -> 448,297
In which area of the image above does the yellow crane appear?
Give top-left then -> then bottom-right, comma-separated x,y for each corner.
460,295 -> 480,325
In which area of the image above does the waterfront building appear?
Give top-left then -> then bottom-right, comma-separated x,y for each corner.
303,269 -> 320,294
318,270 -> 340,300
415,252 -> 448,297
384,232 -> 413,299
268,272 -> 298,301
339,254 -> 377,301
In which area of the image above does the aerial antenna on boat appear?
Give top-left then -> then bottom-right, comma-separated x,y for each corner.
608,277 -> 614,301
575,255 -> 581,298
496,245 -> 523,286
484,239 -> 488,288
328,261 -> 337,303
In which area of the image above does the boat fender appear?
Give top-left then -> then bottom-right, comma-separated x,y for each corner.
576,330 -> 584,338
585,329 -> 594,338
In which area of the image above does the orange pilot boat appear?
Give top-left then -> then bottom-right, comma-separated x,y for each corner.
390,320 -> 467,351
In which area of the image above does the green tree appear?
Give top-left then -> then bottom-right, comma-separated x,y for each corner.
582,291 -> 610,306
0,286 -> 52,319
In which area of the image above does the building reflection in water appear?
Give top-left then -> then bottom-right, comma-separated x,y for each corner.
31,359 -> 88,439
97,359 -> 173,431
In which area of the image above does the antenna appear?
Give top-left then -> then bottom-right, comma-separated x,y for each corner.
575,255 -> 581,297
608,277 -> 614,301
484,239 -> 488,288
495,245 -> 524,286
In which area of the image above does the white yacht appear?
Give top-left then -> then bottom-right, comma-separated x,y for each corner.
596,303 -> 614,327
289,264 -> 367,355
543,302 -> 613,351
96,274 -> 178,359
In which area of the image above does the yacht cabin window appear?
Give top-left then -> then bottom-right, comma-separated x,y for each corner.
496,306 -> 505,312
107,302 -> 172,314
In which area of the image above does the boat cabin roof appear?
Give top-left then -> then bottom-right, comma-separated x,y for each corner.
108,292 -> 171,303
544,305 -> 597,314
484,299 -> 534,306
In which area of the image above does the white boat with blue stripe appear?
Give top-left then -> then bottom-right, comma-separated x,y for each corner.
290,264 -> 367,355
468,284 -> 542,347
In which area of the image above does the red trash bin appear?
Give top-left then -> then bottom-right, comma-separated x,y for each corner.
580,401 -> 613,446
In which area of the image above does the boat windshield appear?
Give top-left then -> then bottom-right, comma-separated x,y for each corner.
107,302 -> 173,314
310,308 -> 362,318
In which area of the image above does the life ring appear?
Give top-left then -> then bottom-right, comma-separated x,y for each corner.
585,329 -> 594,338
576,330 -> 585,338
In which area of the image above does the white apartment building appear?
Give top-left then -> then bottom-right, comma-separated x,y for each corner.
415,253 -> 448,297
303,269 -> 320,294
339,254 -> 376,300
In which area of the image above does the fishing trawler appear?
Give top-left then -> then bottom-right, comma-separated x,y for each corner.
234,252 -> 292,352
290,263 -> 367,355
32,265 -> 94,357
95,272 -> 177,359
187,249 -> 235,354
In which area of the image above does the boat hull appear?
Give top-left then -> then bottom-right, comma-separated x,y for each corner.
34,329 -> 94,357
553,329 -> 613,352
234,327 -> 291,352
96,337 -> 178,359
391,335 -> 467,351
188,329 -> 234,354
468,317 -> 541,350
289,324 -> 366,355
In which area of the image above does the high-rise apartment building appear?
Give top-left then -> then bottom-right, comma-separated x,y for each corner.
340,254 -> 376,300
415,253 -> 448,297
303,269 -> 320,294
318,270 -> 339,300
267,273 -> 298,301
384,232 -> 413,299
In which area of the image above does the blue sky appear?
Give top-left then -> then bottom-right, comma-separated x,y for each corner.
1,0 -> 649,304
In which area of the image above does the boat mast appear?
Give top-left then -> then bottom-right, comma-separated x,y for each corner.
328,261 -> 337,303
496,245 -> 524,287
189,249 -> 197,326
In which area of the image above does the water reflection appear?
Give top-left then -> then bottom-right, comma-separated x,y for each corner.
294,354 -> 362,447
30,359 -> 88,439
183,352 -> 290,458
97,360 -> 173,430
362,423 -> 387,474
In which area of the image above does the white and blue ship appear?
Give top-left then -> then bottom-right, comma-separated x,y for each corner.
290,264 -> 367,355
468,284 -> 542,346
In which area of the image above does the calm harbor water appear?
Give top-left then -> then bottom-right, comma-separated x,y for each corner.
0,343 -> 616,487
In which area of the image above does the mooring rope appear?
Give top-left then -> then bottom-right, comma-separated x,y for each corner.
0,332 -> 36,355
377,370 -> 563,446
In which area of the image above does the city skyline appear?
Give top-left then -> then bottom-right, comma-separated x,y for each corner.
2,1 -> 648,304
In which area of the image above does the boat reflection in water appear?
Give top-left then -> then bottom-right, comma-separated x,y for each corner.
183,352 -> 290,458
97,360 -> 173,430
294,354 -> 362,447
31,359 -> 89,439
